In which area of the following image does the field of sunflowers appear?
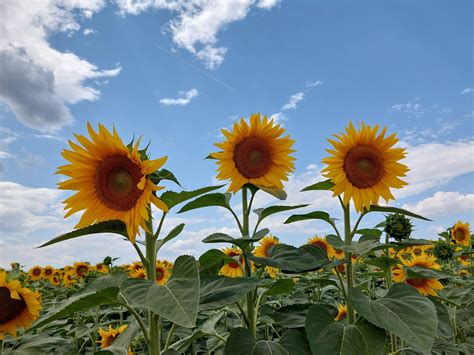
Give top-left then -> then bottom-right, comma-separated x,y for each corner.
1,116 -> 472,354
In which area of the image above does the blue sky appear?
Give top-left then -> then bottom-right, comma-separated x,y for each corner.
0,0 -> 472,268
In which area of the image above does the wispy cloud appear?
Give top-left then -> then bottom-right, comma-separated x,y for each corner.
159,88 -> 199,106
460,87 -> 473,95
83,28 -> 95,36
281,92 -> 304,111
256,0 -> 280,9
402,191 -> 474,218
305,80 -> 323,87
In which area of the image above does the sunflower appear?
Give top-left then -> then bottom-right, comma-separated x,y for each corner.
42,266 -> 55,279
128,261 -> 144,273
265,266 -> 279,279
403,244 -> 433,257
28,266 -> 42,281
392,254 -> 444,296
73,262 -> 90,278
322,122 -> 408,212
253,235 -> 280,258
0,271 -> 42,339
50,275 -> 61,287
333,248 -> 345,260
95,263 -> 108,273
219,247 -> 245,278
57,123 -> 169,243
307,236 -> 335,258
211,113 -> 295,192
335,304 -> 347,321
155,260 -> 171,285
98,325 -> 132,354
130,268 -> 146,279
63,271 -> 77,287
451,221 -> 471,246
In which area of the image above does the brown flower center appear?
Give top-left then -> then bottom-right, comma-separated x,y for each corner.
156,268 -> 165,281
413,247 -> 422,256
76,266 -> 89,277
44,269 -> 53,276
454,230 -> 465,241
311,240 -> 328,252
406,278 -> 428,287
233,137 -> 273,178
344,145 -> 384,188
0,287 -> 26,324
32,268 -> 41,276
95,155 -> 144,211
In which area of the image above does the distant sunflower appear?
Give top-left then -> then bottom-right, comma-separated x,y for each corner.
63,271 -> 77,287
155,260 -> 171,285
322,122 -> 408,212
211,113 -> 295,192
219,247 -> 245,278
98,325 -> 132,354
131,268 -> 146,279
451,221 -> 471,246
307,236 -> 335,258
50,275 -> 61,287
0,271 -> 42,339
42,266 -> 55,279
404,244 -> 433,257
28,266 -> 42,281
57,123 -> 169,243
265,266 -> 279,279
74,262 -> 90,278
392,254 -> 444,296
95,263 -> 108,273
333,248 -> 345,260
335,304 -> 347,321
128,261 -> 144,273
253,235 -> 280,257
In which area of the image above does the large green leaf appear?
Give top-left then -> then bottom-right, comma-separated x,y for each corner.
199,276 -> 260,311
326,235 -> 383,255
263,279 -> 295,296
156,223 -> 185,251
301,179 -> 335,191
199,249 -> 236,269
38,220 -> 128,248
284,211 -> 336,226
305,304 -> 385,355
405,266 -> 454,280
348,283 -> 437,352
224,328 -> 289,355
278,329 -> 311,355
178,192 -> 231,213
202,229 -> 270,249
160,185 -> 224,210
364,256 -> 400,273
254,204 -> 309,222
366,206 -> 431,221
150,168 -> 181,187
430,299 -> 453,338
270,304 -> 310,328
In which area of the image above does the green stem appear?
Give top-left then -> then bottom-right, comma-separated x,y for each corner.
235,302 -> 250,327
150,314 -> 161,355
163,323 -> 177,351
118,299 -> 151,346
343,202 -> 355,324
385,233 -> 393,288
131,242 -> 148,269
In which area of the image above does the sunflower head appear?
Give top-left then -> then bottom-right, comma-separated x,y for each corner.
335,304 -> 347,321
211,113 -> 295,192
50,275 -> 61,286
322,122 -> 408,212
95,263 -> 108,273
57,123 -> 169,243
155,260 -> 171,285
42,266 -> 55,279
219,247 -> 245,278
253,235 -> 280,258
307,236 -> 335,258
73,262 -> 90,278
434,241 -> 455,262
265,266 -> 279,279
0,271 -> 42,340
28,266 -> 42,281
98,324 -> 128,349
451,221 -> 471,246
384,213 -> 413,241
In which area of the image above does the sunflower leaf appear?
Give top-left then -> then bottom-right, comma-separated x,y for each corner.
161,185 -> 225,210
254,204 -> 309,222
366,206 -> 431,221
37,220 -> 128,248
405,266 -> 454,280
224,327 -> 289,355
263,278 -> 295,296
284,211 -> 337,226
301,179 -> 335,191
177,192 -> 231,213
150,168 -> 182,187
156,223 -> 185,251
199,249 -> 237,269
260,187 -> 288,200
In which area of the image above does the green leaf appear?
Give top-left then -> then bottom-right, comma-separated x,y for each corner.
279,329 -> 311,355
254,204 -> 309,222
199,249 -> 236,269
160,185 -> 225,210
156,223 -> 185,250
147,255 -> 200,327
150,168 -> 182,187
348,283 -> 437,352
202,229 -> 270,249
405,266 -> 454,280
260,187 -> 288,200
95,322 -> 138,355
224,328 -> 289,355
38,220 -> 128,248
263,279 -> 295,296
364,257 -> 400,273
30,287 -> 120,331
301,179 -> 335,191
327,235 -> 382,255
355,228 -> 383,237
366,206 -> 431,221
199,276 -> 260,311
284,211 -> 336,226
430,298 -> 453,337
270,304 -> 309,328
305,304 -> 386,355
178,192 -> 231,213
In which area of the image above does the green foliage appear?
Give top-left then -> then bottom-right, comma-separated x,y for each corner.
224,328 -> 289,355
384,213 -> 413,241
160,185 -> 225,210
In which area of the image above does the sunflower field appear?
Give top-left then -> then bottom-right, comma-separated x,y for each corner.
1,117 -> 473,355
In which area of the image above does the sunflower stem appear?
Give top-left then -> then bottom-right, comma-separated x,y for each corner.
343,202 -> 355,324
163,322 -> 176,351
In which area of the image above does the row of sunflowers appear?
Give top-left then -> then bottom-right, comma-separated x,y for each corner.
1,115 -> 472,354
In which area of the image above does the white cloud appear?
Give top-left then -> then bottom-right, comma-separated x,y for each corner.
83,28 -> 95,35
256,0 -> 280,9
395,140 -> 474,199
195,45 -> 227,70
0,0 -> 121,132
270,112 -> 286,124
159,88 -> 199,106
402,191 -> 474,218
281,92 -> 304,111
389,102 -> 425,118
306,80 -> 323,87
460,88 -> 473,95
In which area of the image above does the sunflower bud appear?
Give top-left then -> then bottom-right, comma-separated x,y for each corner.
434,241 -> 454,262
384,213 -> 413,241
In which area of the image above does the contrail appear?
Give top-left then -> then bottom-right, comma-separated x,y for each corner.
152,43 -> 235,92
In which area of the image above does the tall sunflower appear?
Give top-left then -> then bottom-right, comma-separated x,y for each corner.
392,254 -> 444,296
155,260 -> 171,285
28,266 -> 42,281
322,122 -> 408,212
211,113 -> 295,192
451,221 -> 471,246
253,235 -> 280,257
73,262 -> 91,278
0,271 -> 42,339
307,236 -> 335,258
57,123 -> 169,243
42,266 -> 55,280
219,247 -> 245,278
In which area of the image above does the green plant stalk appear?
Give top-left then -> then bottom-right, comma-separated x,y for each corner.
343,203 -> 355,324
163,323 -> 177,351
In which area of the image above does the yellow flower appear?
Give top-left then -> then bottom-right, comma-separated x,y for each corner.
73,262 -> 91,278
392,254 -> 444,296
265,266 -> 279,279
0,271 -> 42,339
333,248 -> 345,260
63,271 -> 77,287
307,236 -> 335,258
95,263 -> 108,273
322,122 -> 408,212
155,260 -> 171,285
57,123 -> 169,243
50,275 -> 61,287
211,113 -> 295,192
253,235 -> 280,258
219,247 -> 245,278
403,244 -> 433,257
130,268 -> 146,279
451,221 -> 471,246
42,266 -> 55,280
335,304 -> 347,321
98,325 -> 132,354
28,266 -> 42,281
